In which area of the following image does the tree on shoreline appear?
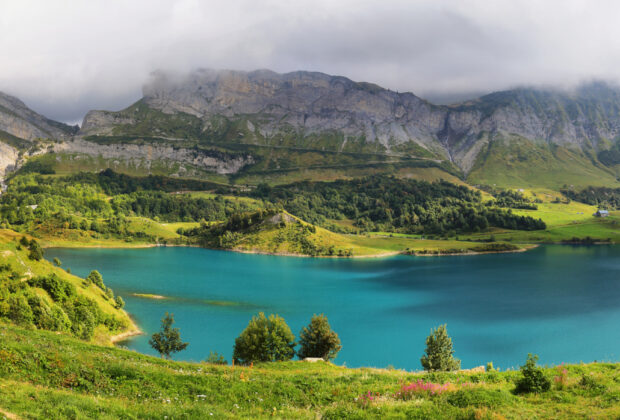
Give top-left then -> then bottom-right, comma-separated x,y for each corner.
149,312 -> 188,359
297,314 -> 341,361
233,312 -> 296,364
420,324 -> 460,371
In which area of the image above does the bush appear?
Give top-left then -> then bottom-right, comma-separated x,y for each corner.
514,354 -> 551,394
27,239 -> 44,261
297,314 -> 342,361
420,324 -> 460,371
233,312 -> 296,364
114,296 -> 125,309
7,294 -> 34,326
579,374 -> 607,395
86,270 -> 104,289
204,351 -> 228,365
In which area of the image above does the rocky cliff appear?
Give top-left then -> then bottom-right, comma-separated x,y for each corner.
80,69 -> 620,175
0,92 -> 78,142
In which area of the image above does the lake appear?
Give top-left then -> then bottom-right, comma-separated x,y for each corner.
46,245 -> 620,370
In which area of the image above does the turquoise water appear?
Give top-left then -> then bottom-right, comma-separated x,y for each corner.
46,245 -> 620,370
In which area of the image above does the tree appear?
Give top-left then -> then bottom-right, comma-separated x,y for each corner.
149,312 -> 188,359
420,324 -> 461,371
86,270 -> 104,289
297,314 -> 342,361
114,296 -> 125,309
515,354 -> 551,394
232,312 -> 296,364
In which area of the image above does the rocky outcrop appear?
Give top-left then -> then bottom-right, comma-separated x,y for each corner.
0,142 -> 19,192
0,92 -> 78,141
55,139 -> 254,175
80,69 -> 620,174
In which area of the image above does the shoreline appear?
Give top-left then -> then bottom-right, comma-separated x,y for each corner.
43,238 -> 620,259
42,240 -> 544,258
110,329 -> 143,344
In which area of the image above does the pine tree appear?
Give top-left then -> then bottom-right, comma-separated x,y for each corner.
297,314 -> 342,361
149,312 -> 188,359
420,324 -> 460,371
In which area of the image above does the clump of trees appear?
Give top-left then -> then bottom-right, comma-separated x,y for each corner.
420,324 -> 461,371
0,263 -> 126,340
230,312 -> 342,364
250,176 -> 546,234
561,186 -> 620,209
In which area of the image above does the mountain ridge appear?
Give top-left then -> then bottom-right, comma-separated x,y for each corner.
2,70 -> 620,189
78,69 -> 620,177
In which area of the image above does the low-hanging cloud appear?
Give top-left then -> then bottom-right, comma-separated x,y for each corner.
1,0 -> 620,123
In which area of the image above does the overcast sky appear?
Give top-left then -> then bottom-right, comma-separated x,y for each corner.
2,0 -> 620,124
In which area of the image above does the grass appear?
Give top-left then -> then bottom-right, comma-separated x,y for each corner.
1,324 -> 620,419
0,229 -> 136,344
461,191 -> 620,243
467,135 -> 620,189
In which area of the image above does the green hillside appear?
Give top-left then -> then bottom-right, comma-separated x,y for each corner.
0,229 -> 136,345
1,324 -> 620,419
467,134 -> 620,189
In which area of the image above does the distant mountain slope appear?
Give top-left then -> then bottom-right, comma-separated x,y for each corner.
79,70 -> 620,183
0,91 -> 78,143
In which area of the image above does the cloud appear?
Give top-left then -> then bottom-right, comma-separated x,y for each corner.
1,0 -> 620,122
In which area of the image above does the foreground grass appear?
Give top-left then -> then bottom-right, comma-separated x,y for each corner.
0,325 -> 619,419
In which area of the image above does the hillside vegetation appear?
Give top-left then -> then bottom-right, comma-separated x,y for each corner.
0,229 -> 135,344
1,324 -> 620,419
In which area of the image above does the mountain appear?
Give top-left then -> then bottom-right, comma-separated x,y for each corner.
0,92 -> 79,184
4,70 -> 620,189
0,91 -> 78,144
78,70 -> 620,184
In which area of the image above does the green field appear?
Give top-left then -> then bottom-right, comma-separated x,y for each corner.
1,324 -> 620,419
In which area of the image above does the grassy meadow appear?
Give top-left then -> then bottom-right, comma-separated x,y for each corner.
1,324 -> 620,419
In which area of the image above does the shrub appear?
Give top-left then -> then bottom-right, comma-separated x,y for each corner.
7,294 -> 34,326
579,374 -> 607,395
233,312 -> 296,364
86,270 -> 105,289
514,354 -> 551,394
204,351 -> 228,365
446,388 -> 513,408
114,296 -> 125,309
53,258 -> 62,267
27,239 -> 44,261
297,314 -> 342,361
420,324 -> 461,371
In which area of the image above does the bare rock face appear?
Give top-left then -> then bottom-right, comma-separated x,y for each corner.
0,142 -> 18,183
0,92 -> 78,141
80,69 -> 620,174
55,139 -> 254,175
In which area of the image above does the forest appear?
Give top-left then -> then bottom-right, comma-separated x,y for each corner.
250,176 -> 546,234
562,186 -> 620,210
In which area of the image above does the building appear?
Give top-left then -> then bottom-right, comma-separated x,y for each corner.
595,209 -> 609,217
